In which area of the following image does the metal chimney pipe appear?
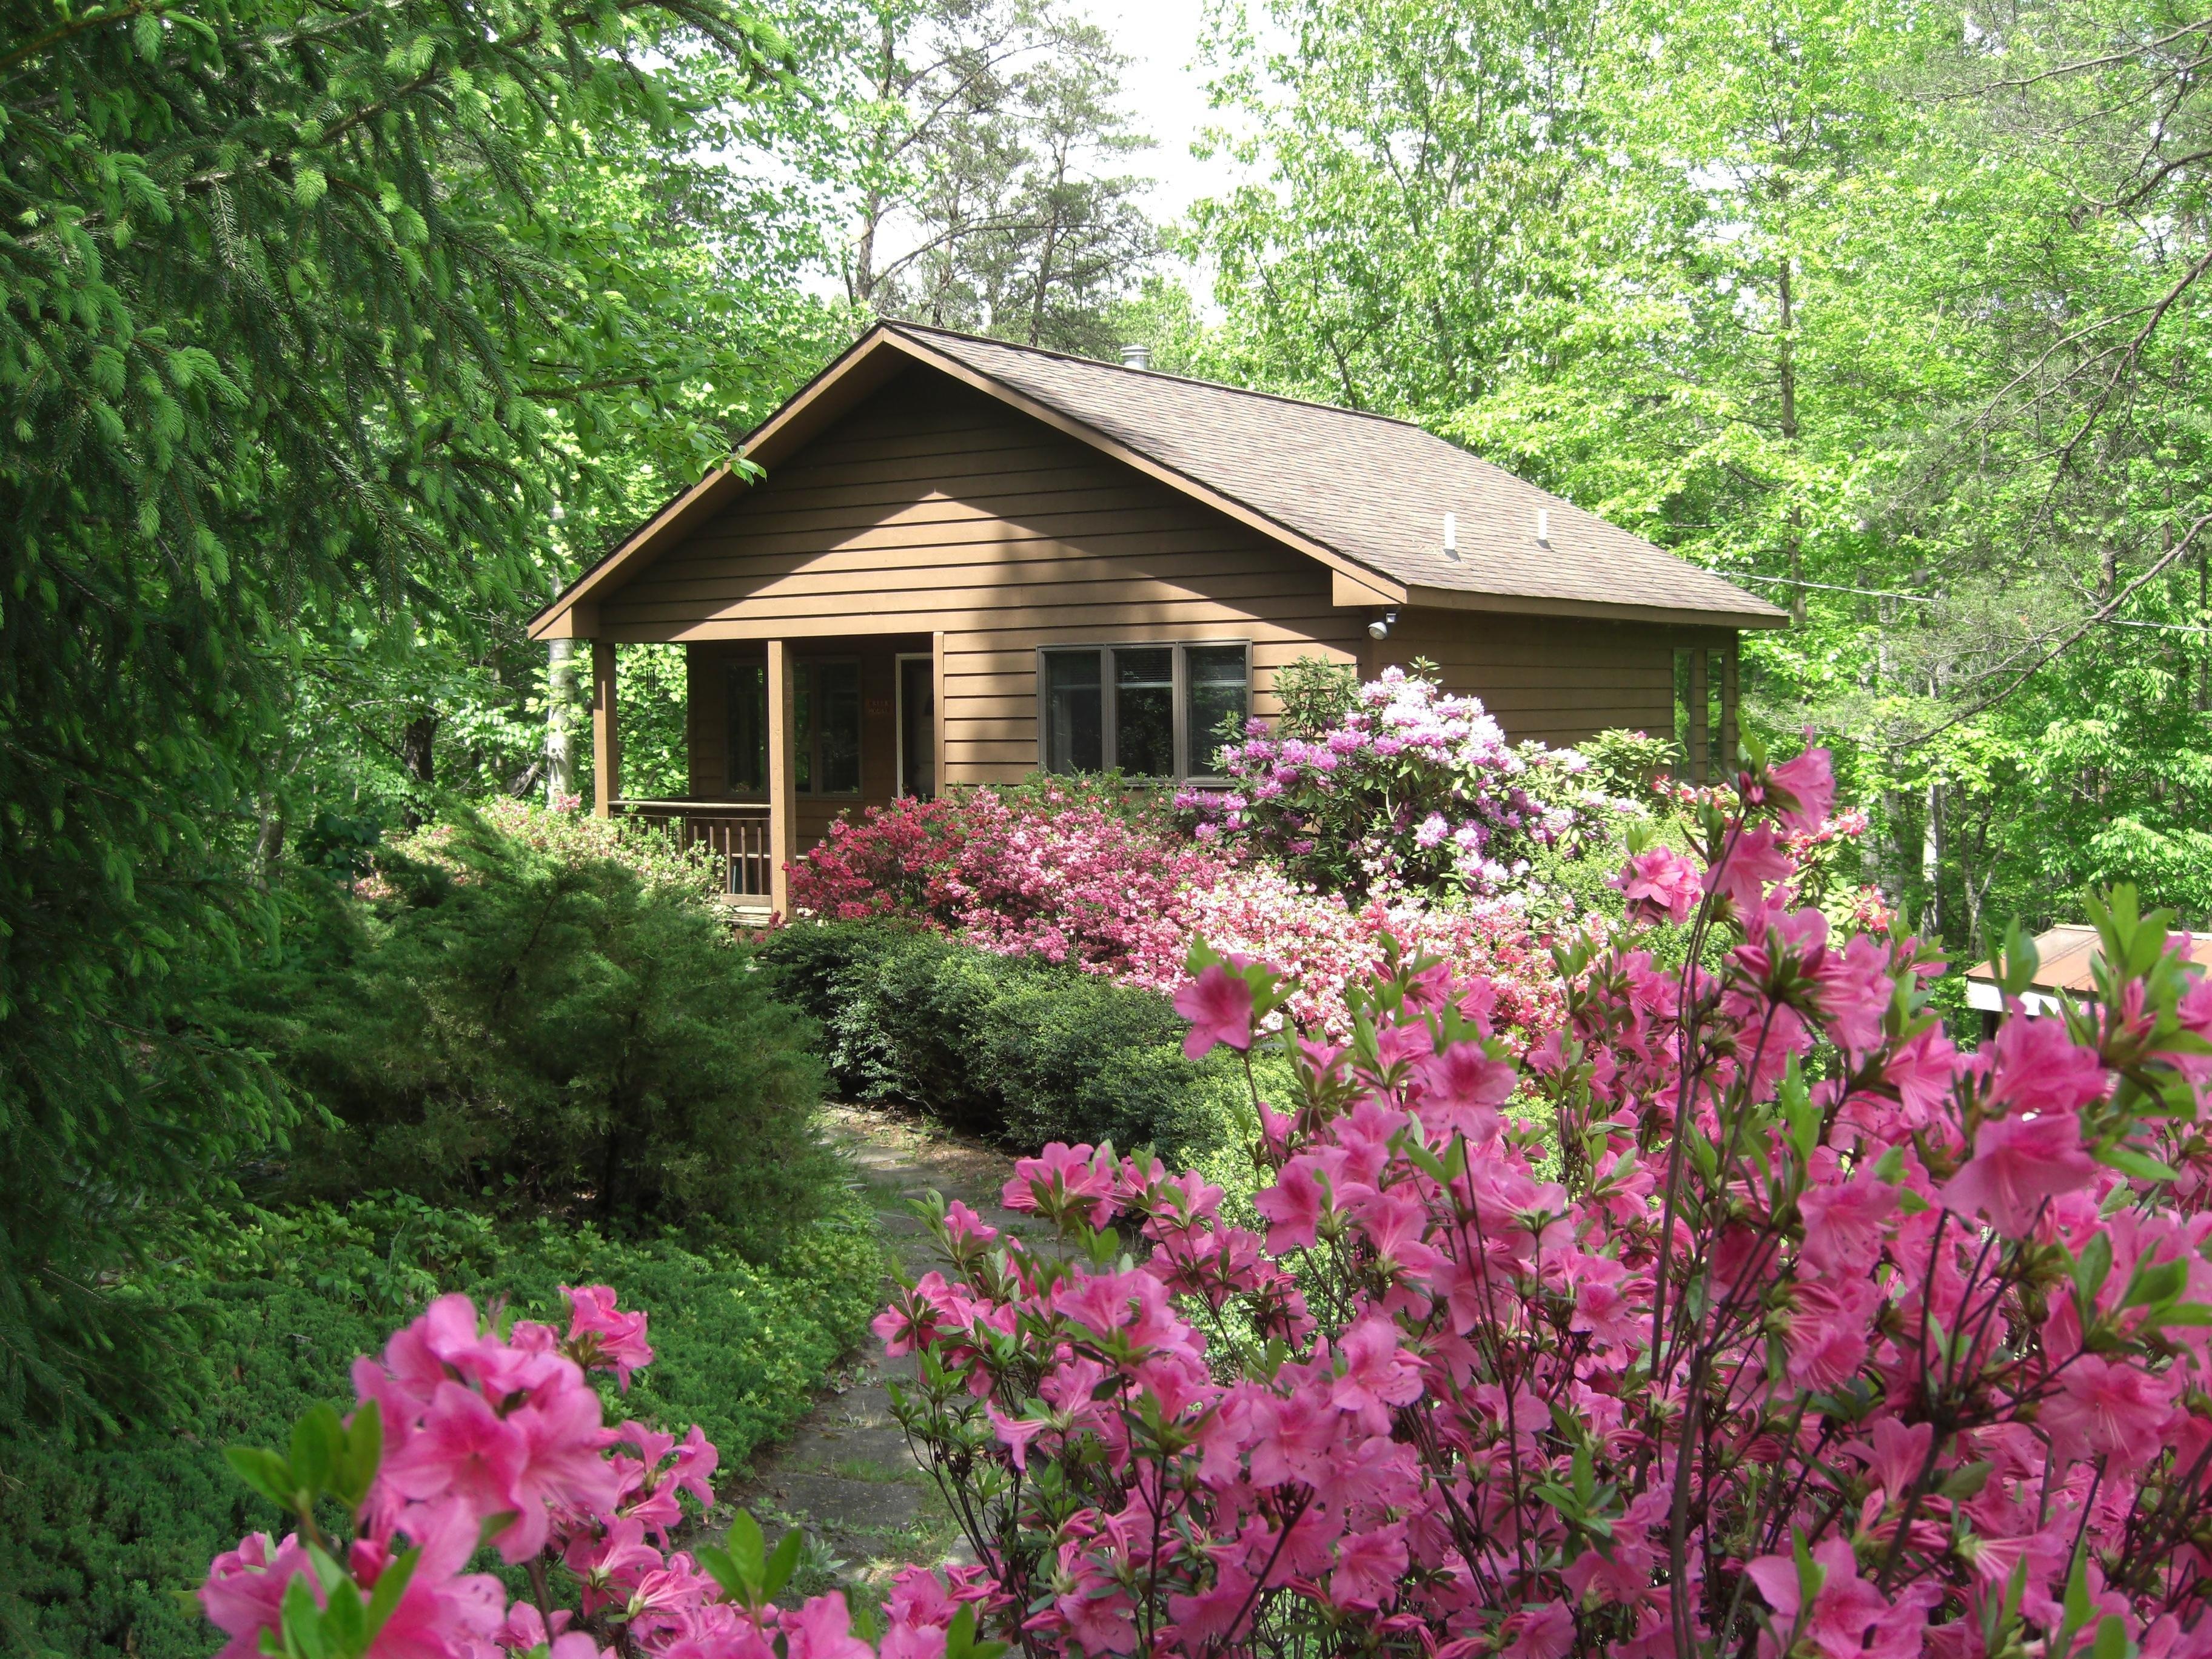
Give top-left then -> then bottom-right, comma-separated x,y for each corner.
1120,344 -> 1153,370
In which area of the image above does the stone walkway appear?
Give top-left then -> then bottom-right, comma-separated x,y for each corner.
719,1104 -> 1037,1604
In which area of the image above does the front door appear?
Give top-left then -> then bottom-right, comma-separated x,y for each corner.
897,655 -> 936,799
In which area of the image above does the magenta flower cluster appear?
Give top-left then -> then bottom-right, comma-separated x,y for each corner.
200,1283 -> 994,1659
1176,666 -> 1617,899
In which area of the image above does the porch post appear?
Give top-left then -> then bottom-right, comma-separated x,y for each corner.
766,638 -> 799,916
1720,639 -> 1740,778
591,640 -> 620,817
1687,644 -> 1709,786
931,630 -> 948,795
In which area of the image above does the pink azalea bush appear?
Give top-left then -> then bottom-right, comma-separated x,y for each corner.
1138,863 -> 1564,1037
199,1281 -> 1000,1659
874,745 -> 2212,1659
210,743 -> 2212,1658
788,783 -> 1560,1037
1177,665 -> 1626,899
789,784 -> 1210,975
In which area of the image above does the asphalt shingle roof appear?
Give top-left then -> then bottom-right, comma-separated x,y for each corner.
893,323 -> 1785,626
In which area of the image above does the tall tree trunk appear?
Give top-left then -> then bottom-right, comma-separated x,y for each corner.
1778,254 -> 1805,629
400,711 -> 437,830
1922,778 -> 1943,940
546,637 -> 578,808
255,790 -> 287,885
846,18 -> 899,309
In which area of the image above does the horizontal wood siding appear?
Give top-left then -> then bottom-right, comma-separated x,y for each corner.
1370,610 -> 1729,748
608,372 -> 1364,788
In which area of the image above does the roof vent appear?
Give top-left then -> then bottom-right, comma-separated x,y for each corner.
1119,343 -> 1153,370
1536,508 -> 1550,546
1443,512 -> 1460,561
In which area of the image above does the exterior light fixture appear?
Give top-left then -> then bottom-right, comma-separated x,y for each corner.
1367,607 -> 1399,641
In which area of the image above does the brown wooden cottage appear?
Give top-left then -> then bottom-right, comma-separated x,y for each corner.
528,322 -> 1788,914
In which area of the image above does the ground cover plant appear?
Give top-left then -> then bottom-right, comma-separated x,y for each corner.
187,740 -> 2212,1658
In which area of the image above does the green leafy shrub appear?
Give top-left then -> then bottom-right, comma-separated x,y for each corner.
759,920 -> 1253,1157
0,1193 -> 879,1659
235,809 -> 832,1257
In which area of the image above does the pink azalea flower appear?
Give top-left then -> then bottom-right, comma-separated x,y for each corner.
1174,963 -> 1256,1057
1614,845 -> 1701,925
1986,1013 -> 2108,1118
1746,1537 -> 1934,1659
563,1285 -> 654,1391
1500,1600 -> 1575,1659
1798,1165 -> 1899,1276
1705,824 -> 1795,911
1940,1110 -> 2097,1238
364,1500 -> 509,1659
200,1532 -> 317,1659
1883,1027 -> 1959,1125
1785,1276 -> 1880,1393
1768,745 -> 1836,834
1327,1523 -> 1408,1609
2040,1353 -> 2179,1470
783,1594 -> 878,1659
1329,1315 -> 1424,1432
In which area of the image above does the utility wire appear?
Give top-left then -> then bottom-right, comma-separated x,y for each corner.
1732,571 -> 2212,635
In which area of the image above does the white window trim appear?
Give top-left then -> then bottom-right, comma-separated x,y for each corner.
1034,640 -> 1252,785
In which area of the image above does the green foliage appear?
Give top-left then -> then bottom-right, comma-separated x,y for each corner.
759,920 -> 1250,1157
1267,654 -> 1361,738
232,810 -> 834,1259
0,1193 -> 880,1659
830,0 -> 1158,352
0,0 -> 837,1419
617,645 -> 696,802
1186,0 -> 2212,940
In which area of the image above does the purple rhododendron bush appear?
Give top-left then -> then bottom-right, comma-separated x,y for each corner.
198,746 -> 2212,1659
1175,665 -> 1615,900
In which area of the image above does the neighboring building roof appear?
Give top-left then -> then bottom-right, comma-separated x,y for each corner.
531,322 -> 1789,638
1963,923 -> 2212,1014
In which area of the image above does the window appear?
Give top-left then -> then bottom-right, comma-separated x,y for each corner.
1115,648 -> 1175,776
1038,643 -> 1250,783
1044,650 -> 1103,774
722,655 -> 862,797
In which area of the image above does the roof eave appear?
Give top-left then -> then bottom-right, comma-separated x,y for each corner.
1401,583 -> 1791,631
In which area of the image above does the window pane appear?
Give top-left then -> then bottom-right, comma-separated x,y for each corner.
1044,651 -> 1103,774
816,660 -> 862,794
1114,648 -> 1174,777
726,661 -> 766,795
1184,646 -> 1248,779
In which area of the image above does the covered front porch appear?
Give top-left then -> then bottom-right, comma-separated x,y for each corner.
586,631 -> 943,916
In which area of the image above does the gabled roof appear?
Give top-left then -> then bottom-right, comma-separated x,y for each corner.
531,322 -> 1788,638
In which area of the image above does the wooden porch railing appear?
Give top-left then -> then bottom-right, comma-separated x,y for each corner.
615,800 -> 774,907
